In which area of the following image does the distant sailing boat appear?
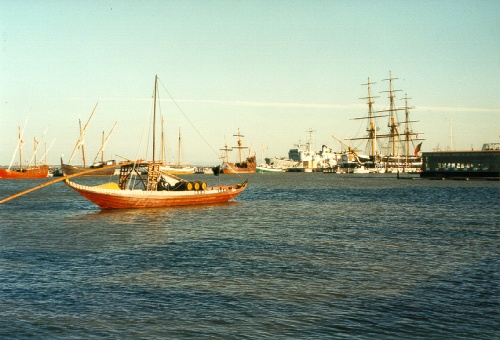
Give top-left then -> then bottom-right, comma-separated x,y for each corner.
160,126 -> 195,175
61,103 -> 117,176
0,119 -> 49,179
64,75 -> 247,209
221,128 -> 256,174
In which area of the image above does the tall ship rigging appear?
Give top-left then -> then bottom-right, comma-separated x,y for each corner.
346,72 -> 424,173
376,72 -> 424,171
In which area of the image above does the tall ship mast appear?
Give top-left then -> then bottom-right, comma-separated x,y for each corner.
349,77 -> 385,161
399,94 -> 425,165
347,72 -> 425,173
378,71 -> 403,158
233,128 -> 248,165
376,71 -> 424,171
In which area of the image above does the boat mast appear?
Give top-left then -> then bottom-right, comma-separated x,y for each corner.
79,119 -> 86,167
381,71 -> 402,157
404,95 -> 411,163
233,128 -> 248,164
399,94 -> 424,163
34,137 -> 37,166
361,78 -> 380,159
67,102 -> 98,165
161,115 -> 166,164
19,126 -> 23,171
92,122 -> 117,163
177,127 -> 181,167
153,75 -> 158,164
450,113 -> 453,150
220,136 -> 232,163
27,128 -> 47,167
9,113 -> 30,171
101,130 -> 104,162
349,77 -> 384,161
366,79 -> 376,158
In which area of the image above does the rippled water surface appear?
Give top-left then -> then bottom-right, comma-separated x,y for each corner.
0,174 -> 498,338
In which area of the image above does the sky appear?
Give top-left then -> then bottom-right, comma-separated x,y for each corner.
1,0 -> 499,166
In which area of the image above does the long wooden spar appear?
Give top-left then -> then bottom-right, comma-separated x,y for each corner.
0,162 -> 133,205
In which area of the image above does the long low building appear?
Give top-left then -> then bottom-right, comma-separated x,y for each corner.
420,143 -> 499,180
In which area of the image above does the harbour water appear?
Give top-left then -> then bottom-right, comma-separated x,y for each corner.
0,173 -> 498,339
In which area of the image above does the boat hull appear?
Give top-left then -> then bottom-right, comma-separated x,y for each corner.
61,162 -> 116,176
256,166 -> 283,173
65,179 -> 247,209
0,165 -> 49,179
222,162 -> 256,174
159,166 -> 195,175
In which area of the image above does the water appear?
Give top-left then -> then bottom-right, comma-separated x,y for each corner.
0,173 -> 498,339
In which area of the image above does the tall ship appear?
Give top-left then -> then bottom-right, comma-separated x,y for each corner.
221,129 -> 256,174
346,72 -> 424,173
0,120 -> 49,179
61,103 -> 117,176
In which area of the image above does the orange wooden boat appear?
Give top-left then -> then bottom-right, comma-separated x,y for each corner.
1,123 -> 50,179
0,165 -> 49,179
65,75 -> 248,209
65,163 -> 247,209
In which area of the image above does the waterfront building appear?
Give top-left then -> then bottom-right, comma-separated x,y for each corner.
420,143 -> 499,180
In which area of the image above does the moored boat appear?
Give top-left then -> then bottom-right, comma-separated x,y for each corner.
159,164 -> 195,175
61,104 -> 117,176
159,126 -> 195,175
65,75 -> 248,209
61,159 -> 117,176
65,162 -> 247,209
220,129 -> 256,174
256,165 -> 284,173
0,165 -> 49,179
1,122 -> 50,179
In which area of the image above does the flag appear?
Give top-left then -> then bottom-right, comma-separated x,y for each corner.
414,142 -> 423,156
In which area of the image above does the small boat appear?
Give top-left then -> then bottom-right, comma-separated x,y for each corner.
61,103 -> 117,176
159,126 -> 195,175
65,75 -> 248,209
0,165 -> 49,179
61,159 -> 117,176
0,124 -> 49,179
220,129 -> 256,174
256,165 -> 284,173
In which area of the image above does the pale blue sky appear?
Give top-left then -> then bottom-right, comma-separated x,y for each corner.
1,0 -> 499,166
